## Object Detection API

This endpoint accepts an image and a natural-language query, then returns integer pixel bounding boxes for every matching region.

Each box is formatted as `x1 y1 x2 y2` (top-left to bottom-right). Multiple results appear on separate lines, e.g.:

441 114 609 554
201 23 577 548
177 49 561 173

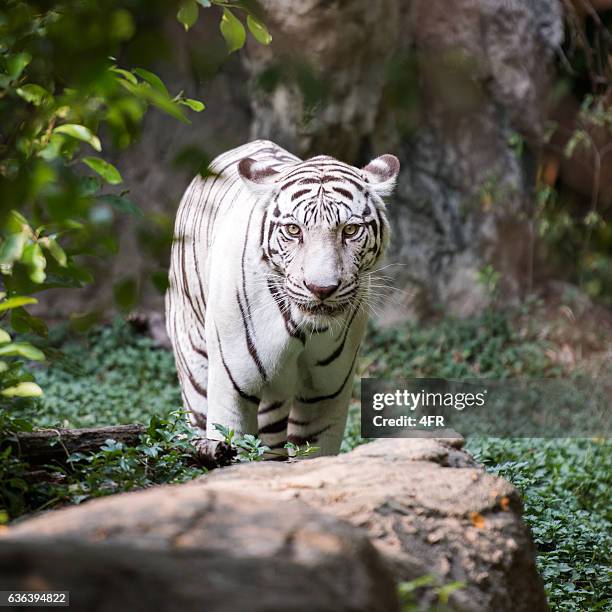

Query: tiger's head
238 153 399 322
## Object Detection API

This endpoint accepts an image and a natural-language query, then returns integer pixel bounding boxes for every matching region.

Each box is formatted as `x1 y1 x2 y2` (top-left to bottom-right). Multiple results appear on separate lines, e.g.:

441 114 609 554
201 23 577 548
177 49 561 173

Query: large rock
198 437 548 611
386 0 564 317
1 489 398 612
2 437 546 611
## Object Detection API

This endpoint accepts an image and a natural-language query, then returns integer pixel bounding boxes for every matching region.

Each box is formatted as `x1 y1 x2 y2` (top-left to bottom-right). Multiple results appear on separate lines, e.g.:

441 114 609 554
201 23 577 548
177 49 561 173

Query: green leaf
4 210 28 234
110 9 135 41
97 194 143 217
53 124 102 152
1 381 43 398
220 8 246 53
15 84 51 106
38 133 65 161
134 68 169 96
0 328 11 344
9 417 33 432
0 296 38 312
437 581 465 604
177 0 199 31
110 67 138 84
22 243 46 283
117 80 189 123
179 98 205 112
7 52 31 80
0 342 45 361
247 14 272 45
10 307 48 338
41 237 67 267
79 175 103 196
0 233 27 265
81 156 123 185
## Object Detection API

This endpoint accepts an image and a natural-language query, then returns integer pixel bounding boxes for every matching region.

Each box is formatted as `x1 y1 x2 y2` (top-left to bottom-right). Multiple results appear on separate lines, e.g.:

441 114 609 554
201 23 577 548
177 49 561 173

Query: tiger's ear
238 157 280 196
361 154 400 197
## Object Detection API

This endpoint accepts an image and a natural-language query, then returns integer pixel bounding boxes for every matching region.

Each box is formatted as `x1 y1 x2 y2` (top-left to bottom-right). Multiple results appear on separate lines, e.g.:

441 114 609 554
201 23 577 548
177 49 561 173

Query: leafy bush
0 406 206 520
0 0 270 402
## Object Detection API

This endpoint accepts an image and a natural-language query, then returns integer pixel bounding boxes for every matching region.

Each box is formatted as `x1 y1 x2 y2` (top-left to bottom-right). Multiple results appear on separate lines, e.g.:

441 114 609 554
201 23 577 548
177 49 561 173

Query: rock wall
37 0 564 321
246 0 564 318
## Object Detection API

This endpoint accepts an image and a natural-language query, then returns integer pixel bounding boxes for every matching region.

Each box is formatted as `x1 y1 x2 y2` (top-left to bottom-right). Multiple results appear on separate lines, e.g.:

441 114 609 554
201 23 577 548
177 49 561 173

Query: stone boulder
1 489 398 612
198 437 548 611
2 437 547 611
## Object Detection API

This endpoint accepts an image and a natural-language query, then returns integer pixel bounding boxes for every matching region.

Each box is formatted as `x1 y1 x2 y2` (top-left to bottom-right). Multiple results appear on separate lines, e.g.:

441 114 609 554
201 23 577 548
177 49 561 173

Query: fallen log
2 425 145 466
2 425 235 469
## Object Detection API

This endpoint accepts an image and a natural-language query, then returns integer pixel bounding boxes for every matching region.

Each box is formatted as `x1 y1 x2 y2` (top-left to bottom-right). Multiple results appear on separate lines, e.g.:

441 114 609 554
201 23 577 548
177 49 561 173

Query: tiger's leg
205 372 260 441
288 385 353 457
178 344 208 435
288 325 363 456
166 294 209 435
257 398 292 460
204 324 262 442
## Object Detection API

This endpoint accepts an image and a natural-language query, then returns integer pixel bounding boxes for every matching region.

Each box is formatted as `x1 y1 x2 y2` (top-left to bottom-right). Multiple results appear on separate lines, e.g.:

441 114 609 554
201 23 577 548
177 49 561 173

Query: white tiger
165 140 399 457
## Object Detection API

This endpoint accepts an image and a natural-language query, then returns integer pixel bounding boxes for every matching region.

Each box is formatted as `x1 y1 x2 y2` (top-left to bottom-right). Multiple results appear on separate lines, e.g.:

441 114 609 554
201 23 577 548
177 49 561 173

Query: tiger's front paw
192 437 236 469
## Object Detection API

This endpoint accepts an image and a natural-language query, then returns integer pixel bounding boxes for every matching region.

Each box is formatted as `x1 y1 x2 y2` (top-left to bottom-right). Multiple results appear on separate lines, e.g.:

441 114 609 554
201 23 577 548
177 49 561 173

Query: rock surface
248 0 564 318
3 437 547 611
199 437 548 611
1 489 399 612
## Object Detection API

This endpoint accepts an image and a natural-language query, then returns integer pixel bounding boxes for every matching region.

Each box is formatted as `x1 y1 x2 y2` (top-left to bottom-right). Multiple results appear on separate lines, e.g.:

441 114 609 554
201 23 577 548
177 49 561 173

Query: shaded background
36 0 612 327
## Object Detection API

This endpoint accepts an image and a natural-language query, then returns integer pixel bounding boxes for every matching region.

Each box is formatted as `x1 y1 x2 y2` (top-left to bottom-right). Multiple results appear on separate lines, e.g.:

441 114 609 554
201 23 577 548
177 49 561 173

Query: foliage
360 304 560 381
398 575 464 612
0 407 206 521
538 7 612 305
468 437 611 612
0 0 271 403
214 423 270 462
177 0 271 48
284 440 319 458
214 422 319 461
26 319 182 427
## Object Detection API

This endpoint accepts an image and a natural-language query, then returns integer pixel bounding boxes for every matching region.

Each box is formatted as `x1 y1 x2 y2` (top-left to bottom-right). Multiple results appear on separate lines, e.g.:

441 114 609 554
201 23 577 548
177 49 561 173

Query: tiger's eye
286 224 301 237
343 224 359 237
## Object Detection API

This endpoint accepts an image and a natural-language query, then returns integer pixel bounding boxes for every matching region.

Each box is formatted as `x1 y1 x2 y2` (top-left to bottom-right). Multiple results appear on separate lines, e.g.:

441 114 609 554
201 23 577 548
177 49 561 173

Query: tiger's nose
305 281 340 301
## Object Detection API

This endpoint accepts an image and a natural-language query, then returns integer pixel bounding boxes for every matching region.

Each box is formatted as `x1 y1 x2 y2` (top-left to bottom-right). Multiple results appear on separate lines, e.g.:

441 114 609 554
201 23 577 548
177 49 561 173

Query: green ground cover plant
0 311 609 610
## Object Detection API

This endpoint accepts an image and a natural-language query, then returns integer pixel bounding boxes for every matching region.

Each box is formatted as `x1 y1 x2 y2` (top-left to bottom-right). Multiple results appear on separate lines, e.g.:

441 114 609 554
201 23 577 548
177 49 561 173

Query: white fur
166 140 398 457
